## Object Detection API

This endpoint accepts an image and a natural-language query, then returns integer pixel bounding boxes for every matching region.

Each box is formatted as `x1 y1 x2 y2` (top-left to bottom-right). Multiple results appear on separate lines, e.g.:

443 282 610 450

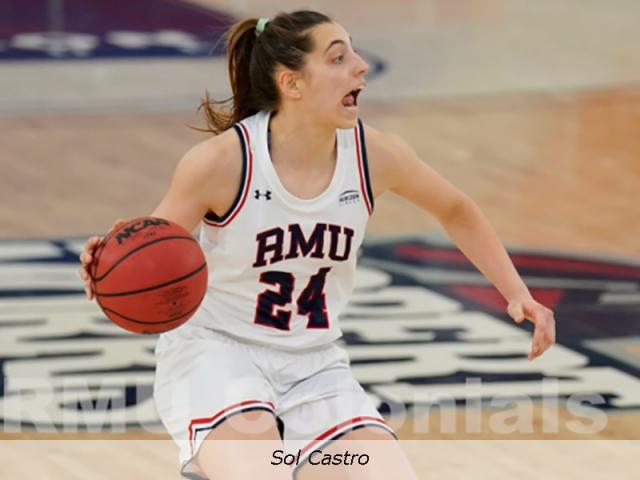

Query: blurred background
0 0 639 477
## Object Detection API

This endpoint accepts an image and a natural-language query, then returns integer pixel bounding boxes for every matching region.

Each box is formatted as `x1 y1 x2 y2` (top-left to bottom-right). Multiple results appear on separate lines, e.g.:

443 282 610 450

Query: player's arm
152 128 243 233
79 129 242 300
365 125 555 360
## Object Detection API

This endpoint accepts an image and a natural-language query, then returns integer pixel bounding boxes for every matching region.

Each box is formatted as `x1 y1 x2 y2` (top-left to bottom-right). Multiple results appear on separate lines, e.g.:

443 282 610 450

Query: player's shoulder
360 122 411 159
169 126 246 218
175 127 243 187
359 121 415 194
183 127 242 173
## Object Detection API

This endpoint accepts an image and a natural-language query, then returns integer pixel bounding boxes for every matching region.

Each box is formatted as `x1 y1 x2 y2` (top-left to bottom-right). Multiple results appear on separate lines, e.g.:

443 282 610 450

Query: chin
335 112 359 130
317 107 358 130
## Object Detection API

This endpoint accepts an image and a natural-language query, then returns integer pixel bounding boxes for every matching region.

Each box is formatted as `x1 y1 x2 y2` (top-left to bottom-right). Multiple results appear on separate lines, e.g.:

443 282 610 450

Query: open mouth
342 88 363 108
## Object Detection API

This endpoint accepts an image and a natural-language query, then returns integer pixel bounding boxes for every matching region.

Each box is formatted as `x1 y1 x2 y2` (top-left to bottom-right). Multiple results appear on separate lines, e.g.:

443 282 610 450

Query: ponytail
195 11 332 135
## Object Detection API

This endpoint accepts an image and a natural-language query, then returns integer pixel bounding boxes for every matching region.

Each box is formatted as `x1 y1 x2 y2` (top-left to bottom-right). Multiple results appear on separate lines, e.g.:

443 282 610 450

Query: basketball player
78 11 556 480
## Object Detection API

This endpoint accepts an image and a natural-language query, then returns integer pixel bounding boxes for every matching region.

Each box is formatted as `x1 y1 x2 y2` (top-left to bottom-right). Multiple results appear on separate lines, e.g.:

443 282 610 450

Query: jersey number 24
254 267 332 330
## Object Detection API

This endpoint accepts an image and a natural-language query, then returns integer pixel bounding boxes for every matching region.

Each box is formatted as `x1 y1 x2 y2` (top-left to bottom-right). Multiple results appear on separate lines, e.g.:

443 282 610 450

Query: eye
333 54 344 64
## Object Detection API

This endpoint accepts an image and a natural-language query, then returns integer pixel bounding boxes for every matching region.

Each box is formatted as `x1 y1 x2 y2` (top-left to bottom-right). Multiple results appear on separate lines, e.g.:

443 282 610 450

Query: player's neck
267 109 336 169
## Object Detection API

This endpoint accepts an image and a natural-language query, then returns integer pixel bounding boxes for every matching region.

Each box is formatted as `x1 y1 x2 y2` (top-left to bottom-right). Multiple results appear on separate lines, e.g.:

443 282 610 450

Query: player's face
299 22 370 129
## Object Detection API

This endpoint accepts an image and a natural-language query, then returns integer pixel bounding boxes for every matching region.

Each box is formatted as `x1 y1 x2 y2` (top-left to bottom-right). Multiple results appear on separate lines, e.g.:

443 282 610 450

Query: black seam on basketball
101 290 206 326
91 235 199 284
95 262 206 297
93 285 108 321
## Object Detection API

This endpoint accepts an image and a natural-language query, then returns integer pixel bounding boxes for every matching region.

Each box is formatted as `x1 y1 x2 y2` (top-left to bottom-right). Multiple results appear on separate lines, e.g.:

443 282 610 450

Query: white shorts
153 321 394 478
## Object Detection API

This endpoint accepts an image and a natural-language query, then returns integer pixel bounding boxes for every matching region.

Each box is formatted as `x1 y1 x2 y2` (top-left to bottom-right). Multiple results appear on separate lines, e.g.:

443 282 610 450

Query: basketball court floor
1 0 639 478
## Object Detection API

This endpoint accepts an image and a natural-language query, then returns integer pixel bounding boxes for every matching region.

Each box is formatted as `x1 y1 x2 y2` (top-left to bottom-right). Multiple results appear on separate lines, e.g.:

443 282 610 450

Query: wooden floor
2 88 639 257
1 439 639 479
1 0 640 478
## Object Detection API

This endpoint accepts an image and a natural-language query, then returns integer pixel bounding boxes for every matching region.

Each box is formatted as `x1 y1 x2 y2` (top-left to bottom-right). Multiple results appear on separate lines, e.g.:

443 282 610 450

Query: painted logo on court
0 236 638 432
352 237 640 416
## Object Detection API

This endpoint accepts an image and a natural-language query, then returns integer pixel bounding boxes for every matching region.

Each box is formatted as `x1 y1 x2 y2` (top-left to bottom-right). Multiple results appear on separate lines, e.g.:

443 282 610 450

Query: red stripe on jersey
354 126 373 215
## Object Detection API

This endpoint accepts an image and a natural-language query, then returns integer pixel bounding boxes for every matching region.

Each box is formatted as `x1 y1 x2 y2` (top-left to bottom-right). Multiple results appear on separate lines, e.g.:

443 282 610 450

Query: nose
354 51 370 77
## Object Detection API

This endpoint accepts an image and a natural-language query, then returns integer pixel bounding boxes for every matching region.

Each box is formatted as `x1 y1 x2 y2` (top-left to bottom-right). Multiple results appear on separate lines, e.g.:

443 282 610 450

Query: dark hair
196 10 332 134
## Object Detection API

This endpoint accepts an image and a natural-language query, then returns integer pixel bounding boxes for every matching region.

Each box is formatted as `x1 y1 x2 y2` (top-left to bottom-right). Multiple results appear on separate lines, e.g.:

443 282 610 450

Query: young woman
79 10 555 480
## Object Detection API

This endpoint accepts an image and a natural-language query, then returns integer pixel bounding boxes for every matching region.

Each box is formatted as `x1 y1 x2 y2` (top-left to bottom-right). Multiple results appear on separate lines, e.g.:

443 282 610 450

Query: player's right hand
78 219 127 300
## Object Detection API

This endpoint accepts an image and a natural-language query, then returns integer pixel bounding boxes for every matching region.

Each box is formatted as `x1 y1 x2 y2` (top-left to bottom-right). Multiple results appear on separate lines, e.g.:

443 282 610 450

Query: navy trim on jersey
357 119 375 213
203 124 249 225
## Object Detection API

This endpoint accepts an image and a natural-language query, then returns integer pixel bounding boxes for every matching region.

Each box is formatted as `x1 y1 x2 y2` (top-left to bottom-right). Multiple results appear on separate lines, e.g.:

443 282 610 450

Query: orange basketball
90 217 208 334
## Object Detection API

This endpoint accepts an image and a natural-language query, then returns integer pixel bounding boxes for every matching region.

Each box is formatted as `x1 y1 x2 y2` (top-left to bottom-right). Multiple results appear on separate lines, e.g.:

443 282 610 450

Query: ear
275 68 303 100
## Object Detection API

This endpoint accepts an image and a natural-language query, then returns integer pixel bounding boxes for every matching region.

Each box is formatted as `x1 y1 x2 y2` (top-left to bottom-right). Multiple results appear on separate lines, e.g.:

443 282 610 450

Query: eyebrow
324 36 353 54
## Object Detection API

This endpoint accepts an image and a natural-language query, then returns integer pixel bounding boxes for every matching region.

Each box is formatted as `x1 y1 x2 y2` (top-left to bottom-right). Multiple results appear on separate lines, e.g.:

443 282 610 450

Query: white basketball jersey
190 110 374 350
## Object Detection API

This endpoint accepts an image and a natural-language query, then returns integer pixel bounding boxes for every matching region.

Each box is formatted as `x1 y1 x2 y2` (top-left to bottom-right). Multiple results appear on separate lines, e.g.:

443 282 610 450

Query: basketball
90 217 208 334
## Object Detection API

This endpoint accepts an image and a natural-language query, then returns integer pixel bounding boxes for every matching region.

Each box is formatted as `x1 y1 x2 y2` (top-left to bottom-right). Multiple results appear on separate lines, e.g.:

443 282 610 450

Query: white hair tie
256 18 270 35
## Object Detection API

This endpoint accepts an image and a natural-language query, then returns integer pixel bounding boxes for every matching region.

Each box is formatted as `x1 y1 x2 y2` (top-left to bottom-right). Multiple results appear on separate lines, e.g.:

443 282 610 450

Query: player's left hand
507 297 556 361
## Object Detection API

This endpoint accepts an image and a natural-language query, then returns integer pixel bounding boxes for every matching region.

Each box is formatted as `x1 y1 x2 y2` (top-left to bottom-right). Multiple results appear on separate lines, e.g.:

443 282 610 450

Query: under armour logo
254 189 272 200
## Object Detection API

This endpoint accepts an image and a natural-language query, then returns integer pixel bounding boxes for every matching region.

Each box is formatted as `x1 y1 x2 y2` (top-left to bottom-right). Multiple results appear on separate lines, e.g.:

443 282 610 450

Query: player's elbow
439 193 477 225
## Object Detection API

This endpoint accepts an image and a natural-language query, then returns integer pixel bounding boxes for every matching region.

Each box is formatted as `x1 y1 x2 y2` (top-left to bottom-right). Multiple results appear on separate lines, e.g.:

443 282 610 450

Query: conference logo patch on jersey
0 236 638 432
339 189 361 206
